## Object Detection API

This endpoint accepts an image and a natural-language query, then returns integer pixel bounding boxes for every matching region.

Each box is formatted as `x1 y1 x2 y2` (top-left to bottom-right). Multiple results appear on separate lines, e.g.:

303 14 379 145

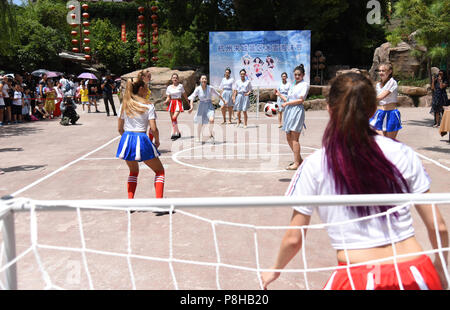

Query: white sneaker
209 135 215 144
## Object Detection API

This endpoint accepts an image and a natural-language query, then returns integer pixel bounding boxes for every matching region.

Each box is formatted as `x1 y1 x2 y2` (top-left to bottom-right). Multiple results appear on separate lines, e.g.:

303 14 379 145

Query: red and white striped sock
127 172 139 199
154 170 165 198
171 116 179 134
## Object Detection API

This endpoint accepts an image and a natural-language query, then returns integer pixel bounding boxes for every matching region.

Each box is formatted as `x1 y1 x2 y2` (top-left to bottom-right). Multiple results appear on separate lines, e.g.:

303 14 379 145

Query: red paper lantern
138 15 145 22
138 6 145 13
82 4 89 10
152 40 158 45
82 12 89 19
151 6 158 12
68 5 75 11
85 55 91 61
72 47 79 53
139 49 146 55
152 30 159 36
84 47 91 53
71 13 76 19
152 48 159 54
71 39 79 45
70 23 78 28
140 57 146 63
83 29 90 35
83 21 90 27
152 23 158 29
152 56 159 62
71 31 78 36
151 14 158 21
83 38 90 44
139 40 146 46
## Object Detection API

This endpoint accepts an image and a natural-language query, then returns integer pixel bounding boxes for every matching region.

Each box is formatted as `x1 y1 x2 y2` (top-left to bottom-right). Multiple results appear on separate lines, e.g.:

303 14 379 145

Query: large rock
369 41 426 80
120 67 197 110
398 86 428 97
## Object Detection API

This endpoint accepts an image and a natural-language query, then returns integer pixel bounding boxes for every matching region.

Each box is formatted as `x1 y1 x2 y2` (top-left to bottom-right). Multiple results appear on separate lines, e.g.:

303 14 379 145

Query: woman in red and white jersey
261 72 448 290
164 73 189 141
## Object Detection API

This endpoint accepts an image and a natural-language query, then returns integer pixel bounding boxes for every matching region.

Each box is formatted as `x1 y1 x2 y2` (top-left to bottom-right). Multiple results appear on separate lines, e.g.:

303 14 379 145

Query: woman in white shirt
188 74 226 143
165 73 190 141
116 79 165 200
232 69 252 128
261 72 447 290
218 67 234 124
369 62 402 139
275 64 309 170
274 72 291 128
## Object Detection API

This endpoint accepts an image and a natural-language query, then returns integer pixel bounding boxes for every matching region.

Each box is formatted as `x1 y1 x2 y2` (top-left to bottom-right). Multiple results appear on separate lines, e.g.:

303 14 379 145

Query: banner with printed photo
209 30 310 88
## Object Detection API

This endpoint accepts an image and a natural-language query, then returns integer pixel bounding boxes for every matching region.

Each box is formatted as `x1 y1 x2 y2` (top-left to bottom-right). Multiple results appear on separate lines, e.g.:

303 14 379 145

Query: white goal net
1 193 449 290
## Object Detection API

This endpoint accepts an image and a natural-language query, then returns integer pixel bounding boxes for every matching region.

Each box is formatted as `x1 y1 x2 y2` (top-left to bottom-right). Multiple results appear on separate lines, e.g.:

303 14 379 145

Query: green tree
90 18 139 75
386 0 450 79
0 0 17 56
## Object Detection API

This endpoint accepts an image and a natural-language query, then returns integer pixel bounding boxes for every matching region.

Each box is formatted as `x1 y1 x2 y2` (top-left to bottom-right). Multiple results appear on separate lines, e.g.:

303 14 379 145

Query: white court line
171 143 319 173
82 152 313 160
416 152 450 172
11 136 121 197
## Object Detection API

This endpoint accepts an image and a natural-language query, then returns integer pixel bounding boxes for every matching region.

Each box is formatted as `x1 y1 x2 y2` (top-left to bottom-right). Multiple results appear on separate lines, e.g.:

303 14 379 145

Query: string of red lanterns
68 2 91 61
137 2 159 64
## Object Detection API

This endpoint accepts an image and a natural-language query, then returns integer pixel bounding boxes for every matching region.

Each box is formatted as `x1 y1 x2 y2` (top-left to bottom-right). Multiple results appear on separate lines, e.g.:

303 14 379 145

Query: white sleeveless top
119 103 156 132
188 85 220 102
376 77 398 105
286 135 430 250
219 77 234 91
166 84 185 99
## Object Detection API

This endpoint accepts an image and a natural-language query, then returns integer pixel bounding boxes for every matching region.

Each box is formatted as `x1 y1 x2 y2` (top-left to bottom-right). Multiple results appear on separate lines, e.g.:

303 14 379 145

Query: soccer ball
264 102 277 117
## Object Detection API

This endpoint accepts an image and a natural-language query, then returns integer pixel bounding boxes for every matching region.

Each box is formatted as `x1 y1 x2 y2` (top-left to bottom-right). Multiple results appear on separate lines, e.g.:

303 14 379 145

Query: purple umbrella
77 72 98 80
46 71 59 78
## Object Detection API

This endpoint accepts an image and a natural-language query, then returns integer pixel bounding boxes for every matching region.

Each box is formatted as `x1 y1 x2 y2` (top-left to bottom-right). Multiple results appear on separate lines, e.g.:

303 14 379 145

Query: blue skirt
233 93 250 111
194 100 215 124
276 95 287 112
220 90 233 107
116 131 160 162
282 104 305 133
369 109 402 132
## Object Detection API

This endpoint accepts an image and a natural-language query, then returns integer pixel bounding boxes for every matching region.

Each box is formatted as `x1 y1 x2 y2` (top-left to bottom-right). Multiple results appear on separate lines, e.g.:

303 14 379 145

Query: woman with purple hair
261 73 448 290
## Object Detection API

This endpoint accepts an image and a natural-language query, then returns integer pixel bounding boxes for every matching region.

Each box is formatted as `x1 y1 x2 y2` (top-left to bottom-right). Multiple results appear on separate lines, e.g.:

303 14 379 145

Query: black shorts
4 97 12 107
0 105 5 110
11 105 22 115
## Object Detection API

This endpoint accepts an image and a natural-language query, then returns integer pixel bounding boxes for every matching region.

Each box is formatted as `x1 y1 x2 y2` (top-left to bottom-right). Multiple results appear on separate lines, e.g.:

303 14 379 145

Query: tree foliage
1 0 391 75
386 0 450 66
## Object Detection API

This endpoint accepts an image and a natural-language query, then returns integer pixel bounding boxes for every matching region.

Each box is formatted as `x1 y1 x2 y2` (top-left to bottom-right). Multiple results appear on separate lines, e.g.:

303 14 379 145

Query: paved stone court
0 96 449 289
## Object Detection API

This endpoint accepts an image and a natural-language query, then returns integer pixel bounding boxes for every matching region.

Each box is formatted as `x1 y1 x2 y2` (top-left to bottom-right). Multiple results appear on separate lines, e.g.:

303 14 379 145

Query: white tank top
286 135 431 250
119 103 156 132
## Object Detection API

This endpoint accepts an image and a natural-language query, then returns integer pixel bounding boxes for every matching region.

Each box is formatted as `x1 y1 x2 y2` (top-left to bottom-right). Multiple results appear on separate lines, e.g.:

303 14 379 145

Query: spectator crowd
0 71 120 126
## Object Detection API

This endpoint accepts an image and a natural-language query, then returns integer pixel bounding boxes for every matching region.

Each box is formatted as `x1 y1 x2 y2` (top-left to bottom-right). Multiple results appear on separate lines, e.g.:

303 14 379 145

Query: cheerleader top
166 84 185 99
287 80 309 103
286 135 430 250
233 79 252 94
188 85 220 102
119 102 156 132
277 81 291 95
219 77 234 91
376 77 398 105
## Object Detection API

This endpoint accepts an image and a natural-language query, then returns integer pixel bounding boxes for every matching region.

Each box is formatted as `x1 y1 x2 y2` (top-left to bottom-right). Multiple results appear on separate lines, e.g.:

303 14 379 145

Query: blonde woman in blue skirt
275 65 309 170
116 79 165 200
219 67 235 124
188 74 226 143
232 69 252 128
369 62 402 139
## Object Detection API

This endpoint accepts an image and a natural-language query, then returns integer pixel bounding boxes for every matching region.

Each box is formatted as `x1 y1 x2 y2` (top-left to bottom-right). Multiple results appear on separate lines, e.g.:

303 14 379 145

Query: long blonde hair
122 79 149 117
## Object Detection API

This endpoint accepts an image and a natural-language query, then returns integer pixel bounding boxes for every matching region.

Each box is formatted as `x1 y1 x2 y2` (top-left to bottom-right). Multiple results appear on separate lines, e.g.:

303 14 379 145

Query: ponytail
323 73 409 217
122 79 149 118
